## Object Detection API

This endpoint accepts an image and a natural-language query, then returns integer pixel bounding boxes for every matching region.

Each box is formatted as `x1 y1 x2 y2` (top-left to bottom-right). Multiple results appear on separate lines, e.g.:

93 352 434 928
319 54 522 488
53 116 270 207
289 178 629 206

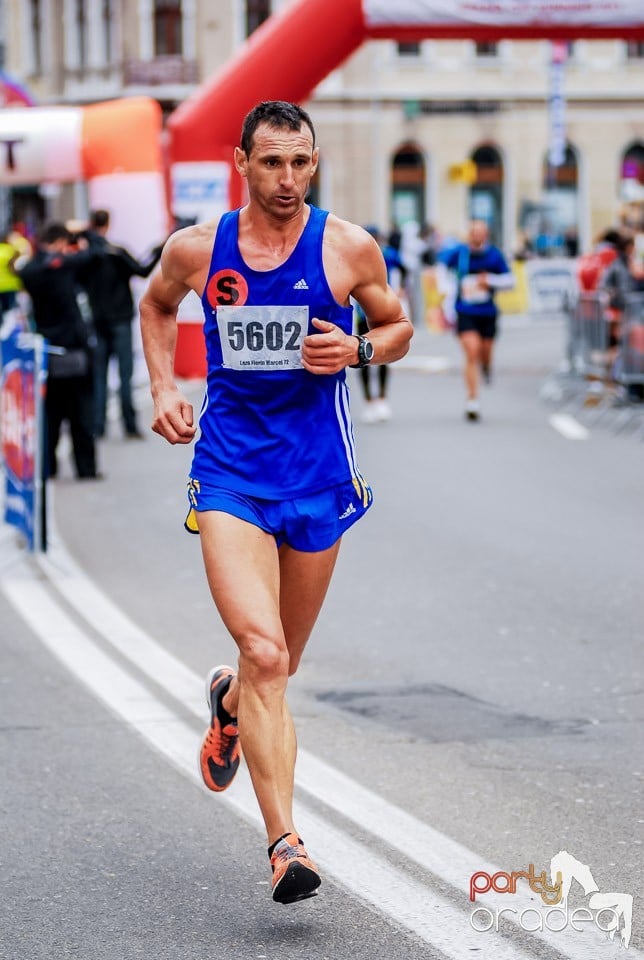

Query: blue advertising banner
0 326 46 551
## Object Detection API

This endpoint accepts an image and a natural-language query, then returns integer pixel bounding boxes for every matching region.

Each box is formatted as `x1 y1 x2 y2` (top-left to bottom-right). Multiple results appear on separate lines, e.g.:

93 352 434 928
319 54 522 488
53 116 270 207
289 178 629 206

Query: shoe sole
272 861 321 905
198 665 238 793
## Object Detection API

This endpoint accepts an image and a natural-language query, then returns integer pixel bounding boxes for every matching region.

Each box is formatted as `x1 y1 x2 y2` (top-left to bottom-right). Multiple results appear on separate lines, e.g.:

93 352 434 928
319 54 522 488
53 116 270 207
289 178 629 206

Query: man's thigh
278 540 341 671
196 509 283 645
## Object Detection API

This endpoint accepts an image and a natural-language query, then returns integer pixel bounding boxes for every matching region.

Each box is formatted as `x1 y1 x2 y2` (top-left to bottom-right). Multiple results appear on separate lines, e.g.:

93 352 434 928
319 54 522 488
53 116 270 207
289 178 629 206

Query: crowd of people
3 212 163 480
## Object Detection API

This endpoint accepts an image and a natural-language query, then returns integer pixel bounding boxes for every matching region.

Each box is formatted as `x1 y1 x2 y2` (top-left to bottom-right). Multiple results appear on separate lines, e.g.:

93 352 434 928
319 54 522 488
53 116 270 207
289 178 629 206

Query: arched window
391 144 425 228
468 144 503 246
621 142 644 202
539 144 579 257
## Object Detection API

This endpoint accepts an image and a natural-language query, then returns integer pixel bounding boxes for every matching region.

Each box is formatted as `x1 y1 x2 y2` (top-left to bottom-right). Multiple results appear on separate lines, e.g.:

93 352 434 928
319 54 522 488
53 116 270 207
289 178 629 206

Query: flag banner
363 0 644 27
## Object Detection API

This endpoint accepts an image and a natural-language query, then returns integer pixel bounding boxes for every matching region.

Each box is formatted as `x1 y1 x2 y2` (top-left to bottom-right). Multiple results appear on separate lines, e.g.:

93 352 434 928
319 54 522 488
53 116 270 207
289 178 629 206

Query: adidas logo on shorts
293 278 309 290
338 503 356 519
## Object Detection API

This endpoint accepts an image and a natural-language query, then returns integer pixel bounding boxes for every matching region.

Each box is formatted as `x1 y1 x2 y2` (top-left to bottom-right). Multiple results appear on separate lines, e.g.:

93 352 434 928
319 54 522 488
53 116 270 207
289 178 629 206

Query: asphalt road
1 316 642 960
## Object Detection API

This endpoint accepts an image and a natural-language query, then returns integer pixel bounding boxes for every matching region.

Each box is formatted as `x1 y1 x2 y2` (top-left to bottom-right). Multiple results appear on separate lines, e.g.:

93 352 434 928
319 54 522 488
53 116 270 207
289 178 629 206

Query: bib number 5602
227 319 301 352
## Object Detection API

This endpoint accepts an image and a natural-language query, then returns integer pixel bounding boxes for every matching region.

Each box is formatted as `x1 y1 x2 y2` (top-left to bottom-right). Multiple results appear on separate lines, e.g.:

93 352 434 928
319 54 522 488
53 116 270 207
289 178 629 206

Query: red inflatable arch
166 0 644 376
168 0 644 192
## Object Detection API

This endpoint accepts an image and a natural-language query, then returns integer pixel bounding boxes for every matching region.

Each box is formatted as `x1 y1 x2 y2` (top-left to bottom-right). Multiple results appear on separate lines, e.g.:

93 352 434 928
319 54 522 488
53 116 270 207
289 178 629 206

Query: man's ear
234 146 248 177
310 147 320 176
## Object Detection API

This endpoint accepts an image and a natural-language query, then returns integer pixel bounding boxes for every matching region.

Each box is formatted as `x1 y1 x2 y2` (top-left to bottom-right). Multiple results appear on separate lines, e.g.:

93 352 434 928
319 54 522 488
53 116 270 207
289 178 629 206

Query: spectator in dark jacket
17 222 100 480
81 209 162 439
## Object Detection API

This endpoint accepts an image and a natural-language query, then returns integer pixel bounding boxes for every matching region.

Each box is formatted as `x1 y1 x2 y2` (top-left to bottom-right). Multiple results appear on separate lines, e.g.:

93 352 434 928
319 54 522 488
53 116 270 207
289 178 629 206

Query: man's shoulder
323 213 377 255
160 219 219 284
166 220 218 255
487 245 509 268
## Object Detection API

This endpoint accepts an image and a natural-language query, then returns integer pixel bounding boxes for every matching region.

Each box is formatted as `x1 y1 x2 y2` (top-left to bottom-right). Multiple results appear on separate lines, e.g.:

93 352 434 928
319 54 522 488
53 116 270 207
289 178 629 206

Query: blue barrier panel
0 326 47 551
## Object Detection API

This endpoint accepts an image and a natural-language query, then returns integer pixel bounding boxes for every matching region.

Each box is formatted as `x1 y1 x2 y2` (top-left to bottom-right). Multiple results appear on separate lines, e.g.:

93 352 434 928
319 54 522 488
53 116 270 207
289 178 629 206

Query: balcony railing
123 55 199 86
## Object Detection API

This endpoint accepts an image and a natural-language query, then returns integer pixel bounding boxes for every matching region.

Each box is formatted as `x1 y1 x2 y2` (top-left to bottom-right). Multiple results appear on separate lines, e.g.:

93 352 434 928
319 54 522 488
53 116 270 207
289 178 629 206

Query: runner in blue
443 220 514 421
140 101 412 903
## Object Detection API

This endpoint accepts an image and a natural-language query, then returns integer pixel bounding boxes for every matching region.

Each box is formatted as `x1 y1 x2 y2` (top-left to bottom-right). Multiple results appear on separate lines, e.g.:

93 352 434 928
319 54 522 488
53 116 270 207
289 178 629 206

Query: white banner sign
364 0 644 26
172 162 230 224
0 108 82 184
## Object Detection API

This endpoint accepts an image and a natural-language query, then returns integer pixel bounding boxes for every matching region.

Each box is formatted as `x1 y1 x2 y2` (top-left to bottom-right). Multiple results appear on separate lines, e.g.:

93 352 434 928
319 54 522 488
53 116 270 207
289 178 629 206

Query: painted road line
2 572 537 960
33 537 640 960
549 414 589 440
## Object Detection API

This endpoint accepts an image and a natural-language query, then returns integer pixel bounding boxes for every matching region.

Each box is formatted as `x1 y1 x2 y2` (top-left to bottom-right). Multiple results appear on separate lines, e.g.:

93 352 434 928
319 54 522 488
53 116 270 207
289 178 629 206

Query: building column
138 0 153 60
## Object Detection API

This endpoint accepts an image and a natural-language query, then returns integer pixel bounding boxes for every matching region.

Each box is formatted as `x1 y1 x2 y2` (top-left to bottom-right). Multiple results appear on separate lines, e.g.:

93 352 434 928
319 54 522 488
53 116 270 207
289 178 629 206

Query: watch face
363 338 374 362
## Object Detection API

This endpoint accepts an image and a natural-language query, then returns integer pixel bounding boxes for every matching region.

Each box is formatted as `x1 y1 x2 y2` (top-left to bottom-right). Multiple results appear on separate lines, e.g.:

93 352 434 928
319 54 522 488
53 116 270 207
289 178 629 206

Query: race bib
460 274 489 304
217 305 308 371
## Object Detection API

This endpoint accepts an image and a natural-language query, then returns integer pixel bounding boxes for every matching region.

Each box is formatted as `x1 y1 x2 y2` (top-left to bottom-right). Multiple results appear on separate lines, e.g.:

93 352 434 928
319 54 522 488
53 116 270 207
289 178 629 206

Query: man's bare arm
302 224 413 375
139 231 202 444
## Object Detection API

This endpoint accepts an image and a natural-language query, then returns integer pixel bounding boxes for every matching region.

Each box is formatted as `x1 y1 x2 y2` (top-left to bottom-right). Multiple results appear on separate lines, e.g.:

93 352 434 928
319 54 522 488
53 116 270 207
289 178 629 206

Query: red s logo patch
206 269 249 308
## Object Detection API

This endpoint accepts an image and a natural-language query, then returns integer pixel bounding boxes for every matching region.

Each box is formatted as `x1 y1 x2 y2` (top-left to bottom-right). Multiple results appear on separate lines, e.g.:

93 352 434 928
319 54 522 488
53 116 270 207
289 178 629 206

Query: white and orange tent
0 96 168 255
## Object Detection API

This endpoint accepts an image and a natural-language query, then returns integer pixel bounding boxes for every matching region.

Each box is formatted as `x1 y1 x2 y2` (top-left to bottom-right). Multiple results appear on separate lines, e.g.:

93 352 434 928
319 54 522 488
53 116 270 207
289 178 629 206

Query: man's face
235 122 318 219
468 221 488 250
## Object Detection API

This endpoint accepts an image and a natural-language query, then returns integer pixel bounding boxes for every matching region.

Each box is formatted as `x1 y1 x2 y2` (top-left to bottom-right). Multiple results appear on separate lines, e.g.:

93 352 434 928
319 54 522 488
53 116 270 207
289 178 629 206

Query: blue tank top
190 205 362 499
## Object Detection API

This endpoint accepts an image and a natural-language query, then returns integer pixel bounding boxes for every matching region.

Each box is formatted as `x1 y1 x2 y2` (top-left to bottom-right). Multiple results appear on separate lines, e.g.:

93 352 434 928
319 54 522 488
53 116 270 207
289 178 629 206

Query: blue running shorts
185 477 373 552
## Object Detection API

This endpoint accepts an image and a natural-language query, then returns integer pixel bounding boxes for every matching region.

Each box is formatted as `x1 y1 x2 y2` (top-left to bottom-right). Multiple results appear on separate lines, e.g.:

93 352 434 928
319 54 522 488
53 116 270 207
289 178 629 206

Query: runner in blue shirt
140 101 412 904
443 221 514 420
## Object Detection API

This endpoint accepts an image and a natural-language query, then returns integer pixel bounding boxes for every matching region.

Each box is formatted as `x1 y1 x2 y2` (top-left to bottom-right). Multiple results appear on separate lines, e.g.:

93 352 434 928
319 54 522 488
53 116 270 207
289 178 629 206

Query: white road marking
3 531 639 958
549 414 589 441
2 573 532 960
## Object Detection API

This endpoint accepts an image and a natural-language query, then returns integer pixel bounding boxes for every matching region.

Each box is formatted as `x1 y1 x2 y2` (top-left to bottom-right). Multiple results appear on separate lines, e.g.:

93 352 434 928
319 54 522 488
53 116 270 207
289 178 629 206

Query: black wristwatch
349 335 375 368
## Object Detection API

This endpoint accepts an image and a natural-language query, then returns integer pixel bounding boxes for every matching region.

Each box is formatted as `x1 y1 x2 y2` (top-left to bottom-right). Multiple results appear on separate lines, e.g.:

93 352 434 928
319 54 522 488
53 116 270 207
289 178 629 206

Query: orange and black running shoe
270 833 321 904
198 665 240 792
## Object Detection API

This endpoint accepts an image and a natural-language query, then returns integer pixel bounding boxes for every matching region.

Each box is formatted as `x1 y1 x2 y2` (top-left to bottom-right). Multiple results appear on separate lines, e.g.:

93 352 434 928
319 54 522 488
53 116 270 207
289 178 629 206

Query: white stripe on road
549 414 589 440
2 573 533 960
30 539 642 960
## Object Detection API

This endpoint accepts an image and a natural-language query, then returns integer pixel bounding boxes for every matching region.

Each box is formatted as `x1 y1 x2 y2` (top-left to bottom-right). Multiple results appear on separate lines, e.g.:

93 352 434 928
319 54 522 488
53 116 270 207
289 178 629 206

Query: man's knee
240 631 289 681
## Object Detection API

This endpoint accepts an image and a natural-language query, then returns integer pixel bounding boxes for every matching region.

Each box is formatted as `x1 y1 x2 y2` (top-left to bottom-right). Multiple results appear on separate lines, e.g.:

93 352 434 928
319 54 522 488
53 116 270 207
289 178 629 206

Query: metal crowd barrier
542 287 644 436
566 289 611 381
612 292 644 435
616 292 644 390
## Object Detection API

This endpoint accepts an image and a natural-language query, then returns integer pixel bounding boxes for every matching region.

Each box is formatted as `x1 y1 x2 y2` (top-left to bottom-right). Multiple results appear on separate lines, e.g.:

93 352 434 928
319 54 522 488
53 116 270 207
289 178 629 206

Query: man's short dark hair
240 101 315 156
90 209 110 229
39 221 70 245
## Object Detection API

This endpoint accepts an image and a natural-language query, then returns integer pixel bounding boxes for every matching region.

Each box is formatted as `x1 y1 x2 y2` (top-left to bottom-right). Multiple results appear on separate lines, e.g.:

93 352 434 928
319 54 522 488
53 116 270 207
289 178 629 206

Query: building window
391 144 426 227
538 144 579 256
620 142 644 204
626 41 644 59
102 0 113 63
475 41 498 58
155 0 182 56
29 0 43 73
397 42 421 57
246 0 270 37
75 0 87 69
468 144 503 247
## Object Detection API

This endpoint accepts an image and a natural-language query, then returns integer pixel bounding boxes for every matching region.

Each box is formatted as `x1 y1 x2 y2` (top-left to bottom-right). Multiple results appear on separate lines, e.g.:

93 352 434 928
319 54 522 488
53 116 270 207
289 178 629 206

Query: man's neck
239 203 310 264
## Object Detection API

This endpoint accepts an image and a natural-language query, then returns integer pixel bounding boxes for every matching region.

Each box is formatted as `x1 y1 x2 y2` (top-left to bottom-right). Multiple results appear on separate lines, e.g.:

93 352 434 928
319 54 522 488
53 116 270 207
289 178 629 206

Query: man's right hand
151 388 196 444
